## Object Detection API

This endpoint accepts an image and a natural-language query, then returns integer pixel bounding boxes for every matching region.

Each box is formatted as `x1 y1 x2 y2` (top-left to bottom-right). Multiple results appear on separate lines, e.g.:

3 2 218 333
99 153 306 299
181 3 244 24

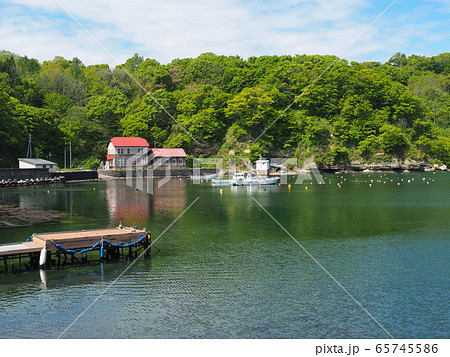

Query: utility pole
69 140 72 171
27 134 32 158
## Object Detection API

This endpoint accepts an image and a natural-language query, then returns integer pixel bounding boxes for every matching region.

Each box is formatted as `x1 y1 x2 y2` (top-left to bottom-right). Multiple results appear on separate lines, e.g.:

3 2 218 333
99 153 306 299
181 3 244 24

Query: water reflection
105 179 187 227
39 269 47 290
151 178 187 215
0 258 153 293
229 184 281 195
105 180 150 227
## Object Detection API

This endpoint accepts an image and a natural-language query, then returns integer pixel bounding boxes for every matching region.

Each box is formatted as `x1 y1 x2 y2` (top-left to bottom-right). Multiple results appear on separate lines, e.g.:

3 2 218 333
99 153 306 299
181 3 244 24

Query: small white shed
255 159 269 176
18 158 57 172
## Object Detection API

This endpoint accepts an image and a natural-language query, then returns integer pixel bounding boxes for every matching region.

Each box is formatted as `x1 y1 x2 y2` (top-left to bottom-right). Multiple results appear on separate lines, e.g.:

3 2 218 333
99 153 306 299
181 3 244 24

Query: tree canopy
0 50 449 168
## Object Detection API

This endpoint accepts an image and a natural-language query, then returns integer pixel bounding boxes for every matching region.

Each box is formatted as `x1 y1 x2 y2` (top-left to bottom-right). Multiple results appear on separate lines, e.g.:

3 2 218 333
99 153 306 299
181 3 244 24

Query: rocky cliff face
319 159 447 173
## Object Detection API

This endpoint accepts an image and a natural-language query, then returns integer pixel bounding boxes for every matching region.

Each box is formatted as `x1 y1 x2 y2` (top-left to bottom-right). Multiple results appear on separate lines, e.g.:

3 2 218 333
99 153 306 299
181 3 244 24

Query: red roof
106 155 113 160
151 148 187 158
110 137 149 147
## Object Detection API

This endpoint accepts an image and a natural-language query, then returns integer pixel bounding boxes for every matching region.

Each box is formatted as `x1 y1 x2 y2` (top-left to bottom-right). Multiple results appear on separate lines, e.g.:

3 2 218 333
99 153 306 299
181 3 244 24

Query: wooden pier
0 227 151 272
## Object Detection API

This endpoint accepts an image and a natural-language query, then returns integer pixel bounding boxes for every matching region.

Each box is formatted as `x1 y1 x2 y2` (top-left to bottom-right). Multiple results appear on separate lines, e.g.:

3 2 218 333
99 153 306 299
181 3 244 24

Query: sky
0 0 449 67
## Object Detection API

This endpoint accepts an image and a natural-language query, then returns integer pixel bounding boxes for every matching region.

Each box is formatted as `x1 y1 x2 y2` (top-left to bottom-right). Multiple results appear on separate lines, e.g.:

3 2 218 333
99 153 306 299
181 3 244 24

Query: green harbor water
0 173 448 339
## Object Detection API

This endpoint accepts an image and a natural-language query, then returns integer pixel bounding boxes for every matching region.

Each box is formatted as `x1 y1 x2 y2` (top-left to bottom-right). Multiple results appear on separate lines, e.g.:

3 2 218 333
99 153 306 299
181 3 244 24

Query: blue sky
0 0 449 66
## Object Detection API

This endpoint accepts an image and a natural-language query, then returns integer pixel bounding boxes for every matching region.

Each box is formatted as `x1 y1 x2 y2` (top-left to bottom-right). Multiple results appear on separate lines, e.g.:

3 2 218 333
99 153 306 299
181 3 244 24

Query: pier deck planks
0 228 147 256
0 242 42 256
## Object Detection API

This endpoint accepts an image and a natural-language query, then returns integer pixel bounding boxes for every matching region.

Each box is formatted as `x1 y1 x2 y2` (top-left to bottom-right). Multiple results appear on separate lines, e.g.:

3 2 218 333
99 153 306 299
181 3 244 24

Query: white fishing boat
212 172 280 186
211 177 233 186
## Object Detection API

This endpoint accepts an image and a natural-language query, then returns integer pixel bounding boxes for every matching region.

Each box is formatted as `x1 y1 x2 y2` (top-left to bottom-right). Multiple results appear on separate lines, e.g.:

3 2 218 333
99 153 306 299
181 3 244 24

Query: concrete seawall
98 168 217 179
0 169 98 188
0 168 51 180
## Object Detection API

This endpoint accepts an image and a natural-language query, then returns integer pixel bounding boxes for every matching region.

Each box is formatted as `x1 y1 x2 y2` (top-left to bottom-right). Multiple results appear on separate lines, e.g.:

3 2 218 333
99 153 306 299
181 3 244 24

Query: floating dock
0 227 151 272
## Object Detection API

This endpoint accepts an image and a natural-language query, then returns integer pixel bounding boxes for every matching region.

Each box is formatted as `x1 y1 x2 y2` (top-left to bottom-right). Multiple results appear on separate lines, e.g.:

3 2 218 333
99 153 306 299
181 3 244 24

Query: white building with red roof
106 137 149 169
150 148 187 169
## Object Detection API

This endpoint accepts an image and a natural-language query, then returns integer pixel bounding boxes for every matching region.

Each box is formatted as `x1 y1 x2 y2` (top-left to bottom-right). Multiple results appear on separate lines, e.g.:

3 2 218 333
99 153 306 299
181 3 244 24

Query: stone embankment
318 159 448 173
0 176 66 188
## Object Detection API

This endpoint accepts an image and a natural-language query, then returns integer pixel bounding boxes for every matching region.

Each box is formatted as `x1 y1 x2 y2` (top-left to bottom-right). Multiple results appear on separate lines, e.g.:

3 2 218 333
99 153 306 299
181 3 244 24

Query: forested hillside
0 51 449 168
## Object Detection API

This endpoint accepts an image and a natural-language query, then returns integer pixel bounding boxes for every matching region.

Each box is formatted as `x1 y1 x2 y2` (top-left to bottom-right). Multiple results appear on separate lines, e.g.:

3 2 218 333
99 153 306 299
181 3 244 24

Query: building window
178 158 183 165
127 148 131 154
157 157 162 166
172 158 176 165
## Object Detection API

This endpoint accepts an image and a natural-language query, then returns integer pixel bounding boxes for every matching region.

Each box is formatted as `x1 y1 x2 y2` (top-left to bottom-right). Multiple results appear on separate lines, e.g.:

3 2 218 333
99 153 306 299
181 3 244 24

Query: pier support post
145 232 151 256
45 252 52 268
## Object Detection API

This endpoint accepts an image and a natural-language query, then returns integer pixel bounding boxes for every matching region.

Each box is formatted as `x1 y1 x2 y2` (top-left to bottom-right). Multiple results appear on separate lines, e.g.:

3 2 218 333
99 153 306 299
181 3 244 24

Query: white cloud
1 0 449 66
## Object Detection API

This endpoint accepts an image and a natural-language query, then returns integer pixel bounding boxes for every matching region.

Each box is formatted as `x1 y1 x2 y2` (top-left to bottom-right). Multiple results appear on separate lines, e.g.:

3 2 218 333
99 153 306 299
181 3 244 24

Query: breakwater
0 170 98 188
0 176 66 188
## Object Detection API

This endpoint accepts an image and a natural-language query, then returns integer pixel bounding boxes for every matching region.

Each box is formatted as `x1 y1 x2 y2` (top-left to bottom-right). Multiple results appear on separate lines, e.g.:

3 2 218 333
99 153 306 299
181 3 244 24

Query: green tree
225 86 278 140
87 89 129 139
379 124 409 157
0 89 25 166
123 53 144 72
329 147 349 164
120 89 175 146
358 135 382 160
13 101 63 161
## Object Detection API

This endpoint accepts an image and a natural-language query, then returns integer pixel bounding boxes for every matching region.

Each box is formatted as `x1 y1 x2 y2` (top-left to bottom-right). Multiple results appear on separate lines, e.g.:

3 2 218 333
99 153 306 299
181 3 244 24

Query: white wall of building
18 161 56 172
19 161 35 169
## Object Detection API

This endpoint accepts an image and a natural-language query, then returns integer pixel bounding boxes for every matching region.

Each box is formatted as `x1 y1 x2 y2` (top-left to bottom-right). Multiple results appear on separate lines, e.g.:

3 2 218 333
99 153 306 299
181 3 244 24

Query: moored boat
212 172 280 186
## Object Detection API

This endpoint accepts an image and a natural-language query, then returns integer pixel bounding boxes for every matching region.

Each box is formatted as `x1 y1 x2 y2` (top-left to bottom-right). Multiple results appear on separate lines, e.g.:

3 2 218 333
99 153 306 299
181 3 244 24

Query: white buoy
39 242 47 266
39 269 47 290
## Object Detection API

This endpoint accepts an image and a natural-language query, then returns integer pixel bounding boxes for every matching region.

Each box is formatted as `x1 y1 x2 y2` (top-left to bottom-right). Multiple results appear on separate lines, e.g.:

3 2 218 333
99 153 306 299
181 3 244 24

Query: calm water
0 173 448 339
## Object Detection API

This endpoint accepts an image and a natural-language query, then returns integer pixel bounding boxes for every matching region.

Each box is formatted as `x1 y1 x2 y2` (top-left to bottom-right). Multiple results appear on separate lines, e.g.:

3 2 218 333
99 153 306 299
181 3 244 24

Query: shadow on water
0 256 153 293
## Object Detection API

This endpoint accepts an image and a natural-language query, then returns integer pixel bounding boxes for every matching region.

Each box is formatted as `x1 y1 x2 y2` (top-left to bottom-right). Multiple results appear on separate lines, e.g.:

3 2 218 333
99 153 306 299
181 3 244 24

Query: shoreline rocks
318 159 446 173
0 176 66 188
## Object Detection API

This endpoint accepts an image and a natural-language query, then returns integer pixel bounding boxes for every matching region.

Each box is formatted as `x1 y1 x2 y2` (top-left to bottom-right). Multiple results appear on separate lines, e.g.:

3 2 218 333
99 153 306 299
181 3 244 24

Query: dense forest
0 50 449 168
